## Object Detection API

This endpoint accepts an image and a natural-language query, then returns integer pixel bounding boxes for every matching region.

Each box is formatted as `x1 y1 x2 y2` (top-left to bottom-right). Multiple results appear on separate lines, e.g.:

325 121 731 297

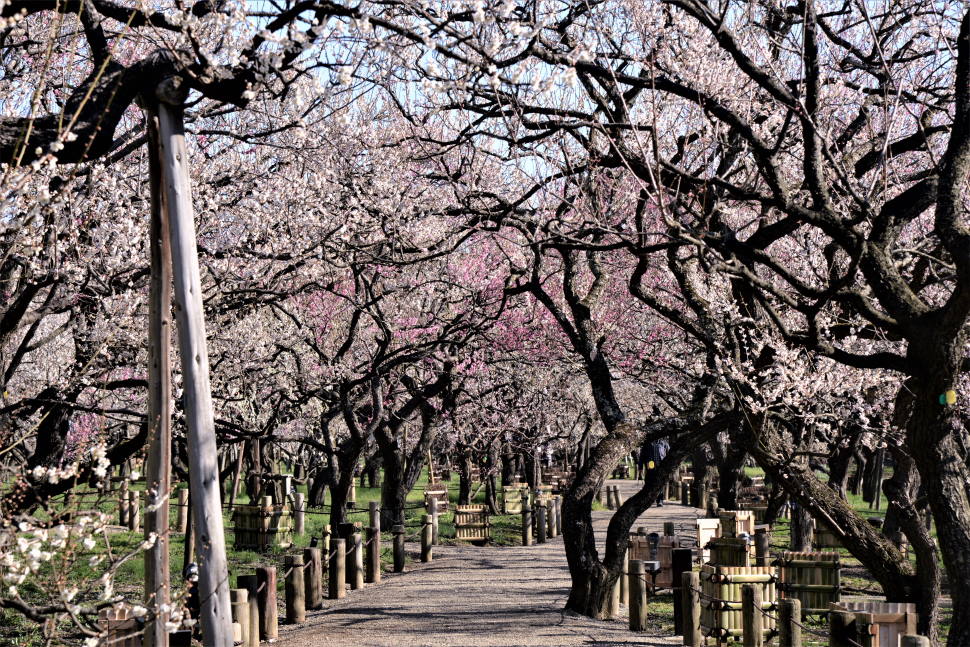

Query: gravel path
281 479 702 647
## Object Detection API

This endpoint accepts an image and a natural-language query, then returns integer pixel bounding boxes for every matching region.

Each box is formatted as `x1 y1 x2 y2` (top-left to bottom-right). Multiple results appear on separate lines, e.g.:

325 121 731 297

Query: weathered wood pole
236 576 259 647
284 555 305 624
328 538 346 599
671 548 692 634
128 491 141 532
366 526 381 584
778 598 801 647
303 547 323 610
176 489 189 533
680 482 690 506
321 524 331 582
613 485 623 506
546 497 555 538
157 97 233 647
521 495 532 546
664 521 676 537
255 566 278 641
144 118 173 647
421 514 433 562
293 492 305 536
229 589 249 647
430 497 439 545
683 571 702 646
628 559 648 631
606 486 615 510
742 584 763 647
608 571 620 618
392 525 406 572
536 503 547 544
348 532 364 590
754 533 770 567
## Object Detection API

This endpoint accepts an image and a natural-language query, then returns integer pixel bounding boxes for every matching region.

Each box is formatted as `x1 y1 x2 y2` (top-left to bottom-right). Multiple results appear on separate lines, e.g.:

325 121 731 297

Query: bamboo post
628 560 647 631
128 491 141 532
329 538 346 599
255 566 278 641
742 584 763 647
430 497 439 546
521 495 532 546
536 502 547 544
236 576 259 647
293 492 305 536
303 547 323 610
672 548 692 634
366 526 381 584
144 128 173 647
230 589 249 647
157 97 233 647
348 531 364 590
392 525 406 572
284 555 305 624
778 598 801 647
421 514 433 562
754 533 770 567
176 489 189 533
683 571 702 646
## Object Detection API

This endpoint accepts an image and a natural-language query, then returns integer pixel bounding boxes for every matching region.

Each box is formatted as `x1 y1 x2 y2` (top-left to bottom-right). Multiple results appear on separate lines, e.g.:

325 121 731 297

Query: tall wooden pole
144 108 173 647
156 95 233 647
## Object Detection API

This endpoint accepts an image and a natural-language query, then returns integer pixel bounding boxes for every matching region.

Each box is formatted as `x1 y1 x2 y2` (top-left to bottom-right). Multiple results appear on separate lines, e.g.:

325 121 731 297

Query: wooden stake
236 576 259 647
742 584 763 647
778 598 801 647
348 531 364 590
284 555 305 624
628 560 647 631
157 99 233 647
392 525 405 573
293 492 306 536
229 589 249 647
683 571 702 646
328 538 346 599
421 514 433 562
255 566 278 641
521 495 532 546
366 526 381 584
176 489 189 534
303 547 323 610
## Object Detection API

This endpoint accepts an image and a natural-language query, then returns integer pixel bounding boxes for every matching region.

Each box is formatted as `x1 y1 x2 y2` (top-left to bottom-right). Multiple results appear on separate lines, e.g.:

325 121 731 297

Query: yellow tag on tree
648 461 655 470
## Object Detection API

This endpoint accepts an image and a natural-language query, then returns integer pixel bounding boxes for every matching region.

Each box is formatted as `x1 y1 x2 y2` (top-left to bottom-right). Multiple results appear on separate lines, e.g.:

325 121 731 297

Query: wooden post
742 584 763 647
321 524 331 583
421 514 433 562
536 503 547 544
236 576 259 647
680 482 689 506
606 486 615 510
293 492 305 536
284 555 305 624
778 598 801 647
546 497 555 538
144 119 173 647
521 495 532 546
613 485 623 506
329 538 346 599
366 526 381 584
176 489 189 533
120 479 130 527
348 532 364 590
671 548 692 634
128 491 141 532
255 566 278 641
230 589 249 647
628 560 647 631
553 496 562 536
683 571 702 646
609 572 620 618
430 497 439 546
619 544 629 606
664 521 676 536
754 532 770 567
303 547 323 610
392 525 406 572
157 98 233 647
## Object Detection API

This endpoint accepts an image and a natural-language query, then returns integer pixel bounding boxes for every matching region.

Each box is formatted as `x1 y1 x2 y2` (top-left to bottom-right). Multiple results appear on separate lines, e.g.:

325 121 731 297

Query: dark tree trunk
715 437 746 510
790 503 813 551
828 442 854 500
458 451 473 505
379 447 407 528
849 450 868 496
501 444 515 486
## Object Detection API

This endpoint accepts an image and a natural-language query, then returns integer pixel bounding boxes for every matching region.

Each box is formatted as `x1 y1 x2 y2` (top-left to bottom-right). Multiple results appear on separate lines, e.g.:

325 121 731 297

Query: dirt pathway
281 479 699 647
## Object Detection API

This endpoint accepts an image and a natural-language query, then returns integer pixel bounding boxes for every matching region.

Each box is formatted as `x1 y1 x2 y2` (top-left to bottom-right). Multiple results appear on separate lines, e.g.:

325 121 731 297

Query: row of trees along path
277 481 693 647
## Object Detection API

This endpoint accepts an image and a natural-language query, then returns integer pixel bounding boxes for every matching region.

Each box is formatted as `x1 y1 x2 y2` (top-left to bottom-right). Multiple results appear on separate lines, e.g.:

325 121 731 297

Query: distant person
639 438 669 506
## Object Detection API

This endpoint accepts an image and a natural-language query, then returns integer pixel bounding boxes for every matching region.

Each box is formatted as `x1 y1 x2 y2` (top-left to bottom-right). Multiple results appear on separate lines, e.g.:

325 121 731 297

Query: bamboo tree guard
776 551 840 616
502 485 529 513
829 601 917 647
700 565 777 643
707 537 750 567
812 518 843 549
717 510 756 538
696 518 721 564
454 504 491 543
424 483 449 512
152 95 233 646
